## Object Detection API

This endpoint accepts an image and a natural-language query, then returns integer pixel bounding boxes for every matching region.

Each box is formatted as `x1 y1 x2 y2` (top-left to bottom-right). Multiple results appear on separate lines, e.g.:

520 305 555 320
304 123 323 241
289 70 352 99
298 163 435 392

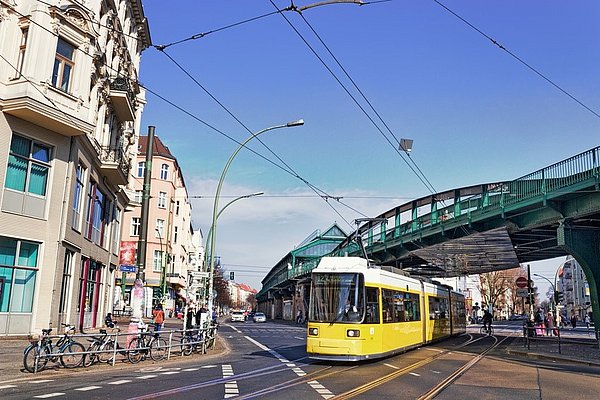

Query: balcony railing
99 146 130 185
109 77 136 121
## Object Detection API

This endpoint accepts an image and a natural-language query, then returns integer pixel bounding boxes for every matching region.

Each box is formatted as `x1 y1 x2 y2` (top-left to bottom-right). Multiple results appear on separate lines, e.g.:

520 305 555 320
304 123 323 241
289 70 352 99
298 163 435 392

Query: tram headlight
309 327 319 336
346 329 360 338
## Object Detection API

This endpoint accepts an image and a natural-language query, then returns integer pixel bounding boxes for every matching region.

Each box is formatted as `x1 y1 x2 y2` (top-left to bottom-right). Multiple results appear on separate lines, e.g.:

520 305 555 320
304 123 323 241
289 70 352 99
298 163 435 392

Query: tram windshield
309 273 364 323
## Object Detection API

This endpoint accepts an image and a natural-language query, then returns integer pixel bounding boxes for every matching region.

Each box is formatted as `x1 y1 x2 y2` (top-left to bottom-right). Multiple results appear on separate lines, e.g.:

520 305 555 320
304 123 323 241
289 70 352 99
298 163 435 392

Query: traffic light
229 271 234 280
554 291 564 303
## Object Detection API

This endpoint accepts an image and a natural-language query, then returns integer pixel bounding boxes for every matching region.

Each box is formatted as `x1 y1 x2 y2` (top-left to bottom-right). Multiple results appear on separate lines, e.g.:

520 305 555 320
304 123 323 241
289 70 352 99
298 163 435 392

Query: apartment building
119 135 199 317
0 0 149 335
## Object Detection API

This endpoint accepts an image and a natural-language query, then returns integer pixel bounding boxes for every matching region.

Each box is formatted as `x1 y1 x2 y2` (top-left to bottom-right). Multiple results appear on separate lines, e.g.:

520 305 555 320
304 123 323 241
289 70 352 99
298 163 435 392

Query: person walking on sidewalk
152 304 165 331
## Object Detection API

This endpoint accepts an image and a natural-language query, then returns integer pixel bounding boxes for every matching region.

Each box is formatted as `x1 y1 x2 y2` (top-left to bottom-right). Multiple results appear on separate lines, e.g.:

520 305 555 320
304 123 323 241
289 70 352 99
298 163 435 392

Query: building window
160 164 169 180
71 163 86 231
175 201 180 216
134 190 143 203
156 219 164 238
137 162 145 178
158 192 166 208
59 249 74 313
131 217 140 236
0 237 39 313
52 38 75 92
5 134 51 196
16 27 28 78
84 181 109 246
153 250 163 273
174 227 178 243
77 258 101 314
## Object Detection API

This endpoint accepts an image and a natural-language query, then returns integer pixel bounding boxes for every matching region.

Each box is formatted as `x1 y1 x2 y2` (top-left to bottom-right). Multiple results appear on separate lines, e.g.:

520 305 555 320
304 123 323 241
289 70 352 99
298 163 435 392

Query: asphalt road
1 320 599 399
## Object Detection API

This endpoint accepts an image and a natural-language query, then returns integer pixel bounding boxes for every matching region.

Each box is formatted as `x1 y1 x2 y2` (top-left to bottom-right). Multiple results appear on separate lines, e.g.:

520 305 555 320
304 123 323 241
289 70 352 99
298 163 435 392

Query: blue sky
139 1 600 291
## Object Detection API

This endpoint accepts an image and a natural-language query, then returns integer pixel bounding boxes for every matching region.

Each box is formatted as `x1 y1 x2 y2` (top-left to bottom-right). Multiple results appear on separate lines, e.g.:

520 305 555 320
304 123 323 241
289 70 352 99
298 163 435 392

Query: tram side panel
423 283 452 343
450 291 467 335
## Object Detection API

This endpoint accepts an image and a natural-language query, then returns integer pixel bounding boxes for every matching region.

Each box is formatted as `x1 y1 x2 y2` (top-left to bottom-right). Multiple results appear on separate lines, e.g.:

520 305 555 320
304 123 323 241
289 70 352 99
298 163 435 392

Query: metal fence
24 324 218 374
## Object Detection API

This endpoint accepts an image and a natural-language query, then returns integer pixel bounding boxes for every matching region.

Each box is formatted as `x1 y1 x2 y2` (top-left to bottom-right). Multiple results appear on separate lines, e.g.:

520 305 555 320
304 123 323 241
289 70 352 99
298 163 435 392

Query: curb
506 347 600 367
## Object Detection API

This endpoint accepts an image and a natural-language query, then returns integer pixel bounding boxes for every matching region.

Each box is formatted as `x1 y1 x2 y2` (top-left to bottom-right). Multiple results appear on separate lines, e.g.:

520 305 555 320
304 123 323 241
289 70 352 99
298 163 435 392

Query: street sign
190 271 209 278
516 276 528 288
516 288 529 297
119 265 136 273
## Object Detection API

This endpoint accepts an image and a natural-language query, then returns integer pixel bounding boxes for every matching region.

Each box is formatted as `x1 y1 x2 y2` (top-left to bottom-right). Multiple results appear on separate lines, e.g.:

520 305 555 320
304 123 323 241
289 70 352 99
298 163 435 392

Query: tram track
331 332 514 399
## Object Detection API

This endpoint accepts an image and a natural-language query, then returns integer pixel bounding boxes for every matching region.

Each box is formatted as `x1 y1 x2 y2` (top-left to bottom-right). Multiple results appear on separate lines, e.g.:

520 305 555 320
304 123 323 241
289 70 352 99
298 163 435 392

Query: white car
253 312 266 323
230 311 245 322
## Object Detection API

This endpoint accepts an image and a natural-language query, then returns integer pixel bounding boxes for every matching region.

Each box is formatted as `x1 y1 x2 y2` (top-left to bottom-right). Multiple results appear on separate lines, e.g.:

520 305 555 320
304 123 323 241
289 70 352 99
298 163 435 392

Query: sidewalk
0 317 223 384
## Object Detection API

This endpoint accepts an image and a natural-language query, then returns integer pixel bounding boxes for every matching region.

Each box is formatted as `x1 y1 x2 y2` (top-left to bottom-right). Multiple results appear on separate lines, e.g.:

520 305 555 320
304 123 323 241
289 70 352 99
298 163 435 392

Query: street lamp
206 120 304 312
203 192 264 266
533 273 556 310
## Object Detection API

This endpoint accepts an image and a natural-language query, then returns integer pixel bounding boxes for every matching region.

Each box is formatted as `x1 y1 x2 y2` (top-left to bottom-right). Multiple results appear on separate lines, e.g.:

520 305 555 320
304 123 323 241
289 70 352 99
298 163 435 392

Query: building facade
558 257 591 321
119 135 198 317
0 0 149 335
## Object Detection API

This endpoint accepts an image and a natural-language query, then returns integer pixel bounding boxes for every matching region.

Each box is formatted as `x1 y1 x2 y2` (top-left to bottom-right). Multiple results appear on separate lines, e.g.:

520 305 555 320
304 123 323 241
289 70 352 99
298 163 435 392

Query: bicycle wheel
127 338 144 364
23 344 50 373
83 342 100 367
181 336 193 356
61 341 85 368
150 336 167 361
98 340 116 363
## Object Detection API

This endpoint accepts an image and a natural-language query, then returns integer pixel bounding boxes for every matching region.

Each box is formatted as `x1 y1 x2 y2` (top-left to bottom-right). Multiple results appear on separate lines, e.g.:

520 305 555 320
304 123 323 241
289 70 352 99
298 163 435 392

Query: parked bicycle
181 327 206 356
23 324 85 373
127 324 167 363
83 327 123 367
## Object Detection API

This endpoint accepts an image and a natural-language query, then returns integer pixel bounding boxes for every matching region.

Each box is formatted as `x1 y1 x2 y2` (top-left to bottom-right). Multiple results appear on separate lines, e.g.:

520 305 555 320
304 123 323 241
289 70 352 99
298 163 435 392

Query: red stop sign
516 276 528 288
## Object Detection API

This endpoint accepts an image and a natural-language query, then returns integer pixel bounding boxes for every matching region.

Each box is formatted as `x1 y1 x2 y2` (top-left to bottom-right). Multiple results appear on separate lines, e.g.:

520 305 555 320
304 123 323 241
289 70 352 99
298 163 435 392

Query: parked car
231 310 245 322
509 314 527 321
253 312 266 323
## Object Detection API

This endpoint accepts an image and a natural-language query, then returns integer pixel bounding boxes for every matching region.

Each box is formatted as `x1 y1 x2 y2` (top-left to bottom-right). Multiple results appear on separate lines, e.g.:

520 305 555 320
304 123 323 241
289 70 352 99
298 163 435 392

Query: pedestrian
152 304 165 331
186 307 195 330
585 314 591 329
546 312 556 336
570 313 577 329
296 310 303 324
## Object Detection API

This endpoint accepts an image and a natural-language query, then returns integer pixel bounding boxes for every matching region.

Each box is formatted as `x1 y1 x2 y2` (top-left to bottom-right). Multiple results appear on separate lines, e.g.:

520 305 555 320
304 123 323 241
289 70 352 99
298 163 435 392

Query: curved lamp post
206 120 304 311
203 192 264 268
533 273 556 311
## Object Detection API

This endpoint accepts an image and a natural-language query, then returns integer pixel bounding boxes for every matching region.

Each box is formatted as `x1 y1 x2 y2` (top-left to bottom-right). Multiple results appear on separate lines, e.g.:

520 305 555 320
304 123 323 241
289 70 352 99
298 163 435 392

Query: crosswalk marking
0 384 17 389
33 393 64 398
75 386 102 391
108 380 131 385
222 364 239 398
137 375 157 379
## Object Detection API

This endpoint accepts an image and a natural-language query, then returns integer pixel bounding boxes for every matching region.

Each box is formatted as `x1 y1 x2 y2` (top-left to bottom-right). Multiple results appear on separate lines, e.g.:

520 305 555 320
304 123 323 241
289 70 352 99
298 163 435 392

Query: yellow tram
306 257 466 361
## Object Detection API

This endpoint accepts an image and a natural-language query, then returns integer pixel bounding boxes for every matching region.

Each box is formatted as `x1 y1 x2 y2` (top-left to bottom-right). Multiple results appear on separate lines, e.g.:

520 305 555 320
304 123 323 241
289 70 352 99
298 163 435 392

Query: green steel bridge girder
558 224 600 344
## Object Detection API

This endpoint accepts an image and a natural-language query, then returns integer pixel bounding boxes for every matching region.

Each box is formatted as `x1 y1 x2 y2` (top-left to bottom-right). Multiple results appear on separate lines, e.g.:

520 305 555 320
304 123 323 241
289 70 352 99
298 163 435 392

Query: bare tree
479 267 525 316
213 265 232 308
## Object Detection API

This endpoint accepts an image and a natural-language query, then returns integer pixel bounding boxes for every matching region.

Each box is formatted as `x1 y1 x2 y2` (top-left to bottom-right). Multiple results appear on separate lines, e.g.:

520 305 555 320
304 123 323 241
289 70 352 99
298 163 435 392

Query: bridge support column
557 224 600 345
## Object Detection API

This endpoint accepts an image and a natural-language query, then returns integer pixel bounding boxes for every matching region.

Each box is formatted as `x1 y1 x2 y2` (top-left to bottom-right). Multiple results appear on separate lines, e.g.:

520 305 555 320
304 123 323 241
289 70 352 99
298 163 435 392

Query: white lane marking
31 380 54 384
431 370 441 374
201 365 218 369
244 336 289 363
409 372 421 377
0 384 17 389
384 363 399 370
182 367 200 371
33 393 64 398
294 336 304 340
75 386 102 391
222 364 239 398
160 371 180 375
137 375 157 379
308 380 335 399
108 380 131 385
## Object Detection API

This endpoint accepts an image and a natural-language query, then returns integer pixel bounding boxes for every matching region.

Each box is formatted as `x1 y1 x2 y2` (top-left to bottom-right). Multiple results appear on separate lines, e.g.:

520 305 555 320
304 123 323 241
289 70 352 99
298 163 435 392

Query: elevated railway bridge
257 146 600 338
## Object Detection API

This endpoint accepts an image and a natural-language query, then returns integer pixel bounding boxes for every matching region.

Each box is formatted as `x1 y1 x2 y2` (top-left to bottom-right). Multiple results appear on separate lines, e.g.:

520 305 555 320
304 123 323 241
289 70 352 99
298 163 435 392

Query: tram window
382 289 420 323
429 296 449 320
365 287 380 324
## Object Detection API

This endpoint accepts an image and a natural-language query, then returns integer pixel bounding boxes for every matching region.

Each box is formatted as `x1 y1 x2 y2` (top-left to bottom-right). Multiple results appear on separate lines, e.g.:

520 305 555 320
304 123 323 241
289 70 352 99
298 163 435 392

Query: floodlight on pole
206 120 304 311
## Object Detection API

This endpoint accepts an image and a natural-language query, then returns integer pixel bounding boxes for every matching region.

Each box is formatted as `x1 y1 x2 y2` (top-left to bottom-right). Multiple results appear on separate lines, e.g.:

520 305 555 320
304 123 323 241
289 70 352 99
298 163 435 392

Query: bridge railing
351 146 600 251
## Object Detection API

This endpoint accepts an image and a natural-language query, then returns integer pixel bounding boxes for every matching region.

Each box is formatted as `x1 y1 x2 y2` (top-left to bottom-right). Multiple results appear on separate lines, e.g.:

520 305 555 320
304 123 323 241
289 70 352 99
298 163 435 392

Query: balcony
99 146 130 186
109 77 136 122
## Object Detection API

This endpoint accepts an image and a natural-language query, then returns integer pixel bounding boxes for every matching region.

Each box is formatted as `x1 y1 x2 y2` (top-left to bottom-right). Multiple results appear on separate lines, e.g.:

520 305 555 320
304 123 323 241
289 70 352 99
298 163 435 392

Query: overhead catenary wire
432 0 600 121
